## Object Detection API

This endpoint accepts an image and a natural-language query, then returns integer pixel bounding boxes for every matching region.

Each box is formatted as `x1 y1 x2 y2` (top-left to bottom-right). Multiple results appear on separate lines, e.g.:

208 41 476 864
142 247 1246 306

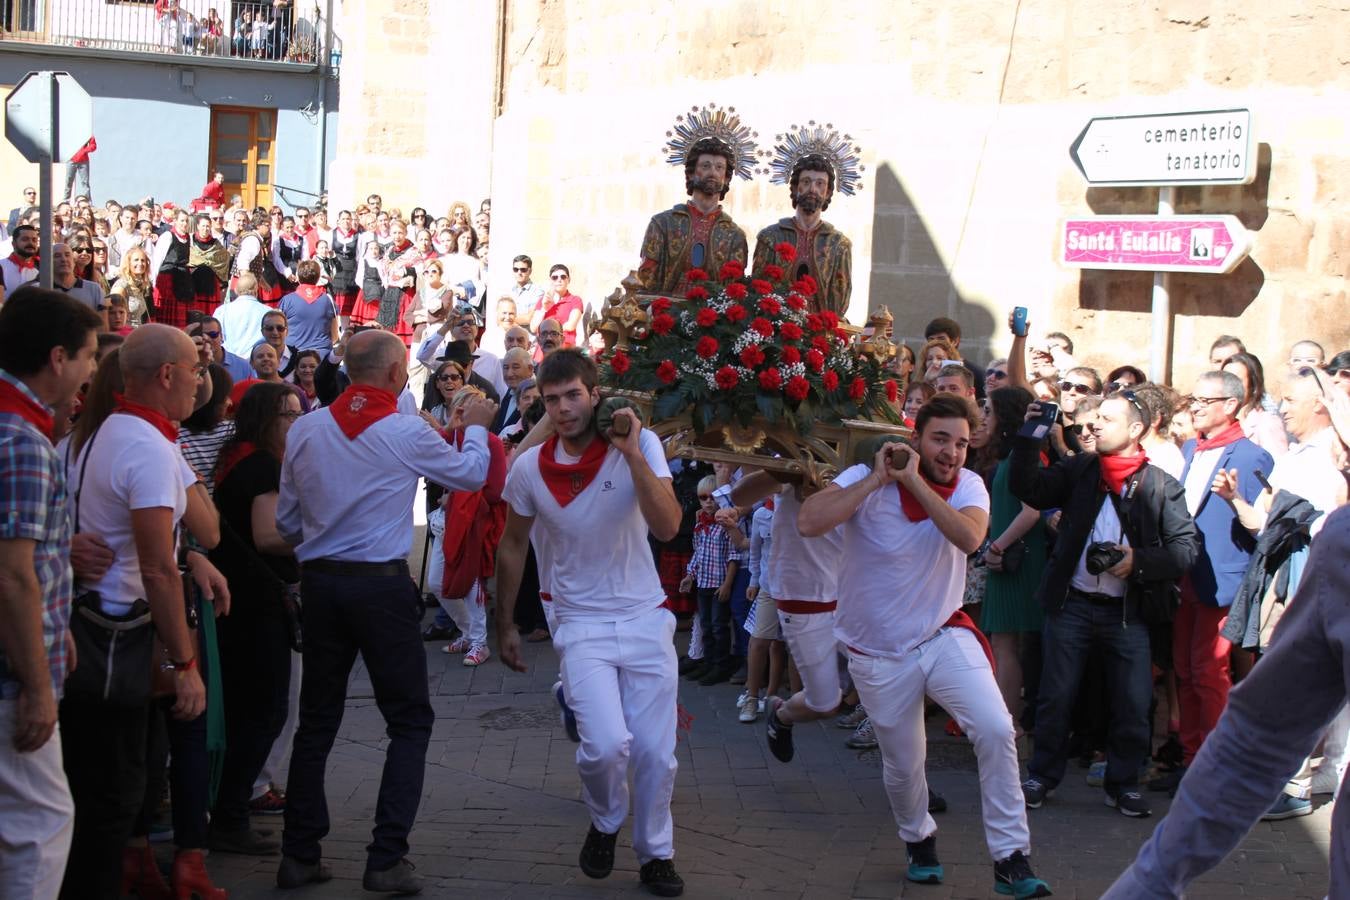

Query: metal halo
758 121 865 196
663 104 760 182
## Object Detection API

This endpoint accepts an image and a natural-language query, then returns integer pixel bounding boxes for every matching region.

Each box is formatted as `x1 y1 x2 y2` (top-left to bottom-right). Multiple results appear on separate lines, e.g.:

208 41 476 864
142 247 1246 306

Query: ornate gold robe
639 203 748 296
752 217 852 319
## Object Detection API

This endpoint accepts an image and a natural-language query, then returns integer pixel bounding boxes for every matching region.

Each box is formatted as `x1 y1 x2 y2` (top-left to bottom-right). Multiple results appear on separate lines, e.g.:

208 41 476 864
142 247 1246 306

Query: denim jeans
696 586 731 668
1029 593 1153 792
728 567 752 659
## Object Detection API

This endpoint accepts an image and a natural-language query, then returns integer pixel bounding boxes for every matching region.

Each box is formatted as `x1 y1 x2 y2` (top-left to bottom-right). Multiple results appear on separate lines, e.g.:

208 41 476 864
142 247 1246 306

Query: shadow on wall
867 162 995 363
1078 143 1272 318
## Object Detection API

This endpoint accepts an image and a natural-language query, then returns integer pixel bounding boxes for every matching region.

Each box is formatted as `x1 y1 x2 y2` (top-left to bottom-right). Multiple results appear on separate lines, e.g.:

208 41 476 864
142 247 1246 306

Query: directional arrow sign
5 71 93 163
1069 109 1253 186
1062 215 1251 274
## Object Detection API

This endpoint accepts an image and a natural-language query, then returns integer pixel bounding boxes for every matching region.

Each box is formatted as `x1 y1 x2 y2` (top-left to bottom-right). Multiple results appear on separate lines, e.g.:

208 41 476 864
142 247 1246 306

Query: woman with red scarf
189 213 230 314
378 220 420 347
149 208 195 328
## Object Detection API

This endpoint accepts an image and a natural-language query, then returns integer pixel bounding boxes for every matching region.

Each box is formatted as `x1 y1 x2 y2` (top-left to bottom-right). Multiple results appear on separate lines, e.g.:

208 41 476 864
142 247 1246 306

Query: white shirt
1271 428 1346 537
277 410 489 563
503 429 671 624
1069 492 1131 597
747 506 773 589
66 414 190 615
213 294 272 359
0 257 38 294
766 486 843 602
1183 446 1223 516
831 464 989 659
1148 440 1186 482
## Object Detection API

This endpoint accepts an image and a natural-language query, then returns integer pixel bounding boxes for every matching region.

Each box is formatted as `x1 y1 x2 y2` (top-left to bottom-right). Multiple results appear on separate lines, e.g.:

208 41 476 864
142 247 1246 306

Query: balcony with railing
0 0 328 67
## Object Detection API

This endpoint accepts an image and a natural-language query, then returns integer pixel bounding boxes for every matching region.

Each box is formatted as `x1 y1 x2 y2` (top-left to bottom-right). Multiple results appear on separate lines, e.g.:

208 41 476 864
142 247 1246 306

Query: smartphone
1255 469 1272 493
1012 306 1029 337
1018 401 1059 440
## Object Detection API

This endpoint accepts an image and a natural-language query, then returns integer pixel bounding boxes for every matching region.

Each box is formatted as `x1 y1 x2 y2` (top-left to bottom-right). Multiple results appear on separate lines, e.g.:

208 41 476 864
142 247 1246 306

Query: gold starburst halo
758 121 865 196
663 104 760 181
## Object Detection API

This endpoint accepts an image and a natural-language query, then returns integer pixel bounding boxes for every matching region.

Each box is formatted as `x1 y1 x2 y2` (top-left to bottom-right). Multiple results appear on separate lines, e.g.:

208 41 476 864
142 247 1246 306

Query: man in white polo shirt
494 348 686 898
798 394 1051 899
274 330 494 895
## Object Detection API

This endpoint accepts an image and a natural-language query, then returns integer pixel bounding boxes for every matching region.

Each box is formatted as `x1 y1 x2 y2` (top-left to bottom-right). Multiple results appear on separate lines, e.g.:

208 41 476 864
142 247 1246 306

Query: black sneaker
421 622 457 642
1022 777 1053 809
682 660 712 681
639 858 685 896
1105 788 1152 818
765 697 794 763
578 824 618 879
905 834 943 884
1147 765 1186 796
677 655 702 675
994 850 1051 898
698 661 737 686
928 788 947 814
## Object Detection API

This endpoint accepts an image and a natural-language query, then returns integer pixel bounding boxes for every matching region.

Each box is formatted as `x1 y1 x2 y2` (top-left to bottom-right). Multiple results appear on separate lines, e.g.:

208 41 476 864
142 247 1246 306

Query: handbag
1000 539 1027 575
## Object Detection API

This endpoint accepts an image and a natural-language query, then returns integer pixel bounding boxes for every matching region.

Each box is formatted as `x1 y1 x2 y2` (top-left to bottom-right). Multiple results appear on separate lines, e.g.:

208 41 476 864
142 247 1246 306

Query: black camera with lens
1084 541 1125 576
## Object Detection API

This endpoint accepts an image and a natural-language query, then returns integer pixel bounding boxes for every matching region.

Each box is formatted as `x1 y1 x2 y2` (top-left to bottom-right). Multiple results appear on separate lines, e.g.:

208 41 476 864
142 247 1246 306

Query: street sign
5 71 92 163
1062 215 1251 274
1069 109 1253 186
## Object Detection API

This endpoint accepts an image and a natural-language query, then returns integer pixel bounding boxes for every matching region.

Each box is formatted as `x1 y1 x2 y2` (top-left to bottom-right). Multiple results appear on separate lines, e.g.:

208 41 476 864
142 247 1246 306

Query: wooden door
208 107 276 210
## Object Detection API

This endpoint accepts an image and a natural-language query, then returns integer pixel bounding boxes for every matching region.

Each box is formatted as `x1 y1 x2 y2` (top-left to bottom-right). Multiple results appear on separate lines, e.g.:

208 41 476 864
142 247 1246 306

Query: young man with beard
0 224 41 302
798 394 1051 898
752 153 853 318
639 137 749 296
494 349 686 897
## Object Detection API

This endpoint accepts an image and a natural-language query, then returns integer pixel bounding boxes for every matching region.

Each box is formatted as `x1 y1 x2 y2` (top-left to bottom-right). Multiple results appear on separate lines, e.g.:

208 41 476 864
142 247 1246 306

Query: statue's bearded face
792 169 831 213
687 153 730 198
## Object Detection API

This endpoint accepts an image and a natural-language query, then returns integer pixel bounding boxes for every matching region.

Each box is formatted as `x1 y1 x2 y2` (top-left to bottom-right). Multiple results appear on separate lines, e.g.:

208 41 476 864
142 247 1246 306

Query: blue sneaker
1261 792 1313 821
554 680 580 743
1086 759 1105 787
905 835 943 884
994 850 1051 897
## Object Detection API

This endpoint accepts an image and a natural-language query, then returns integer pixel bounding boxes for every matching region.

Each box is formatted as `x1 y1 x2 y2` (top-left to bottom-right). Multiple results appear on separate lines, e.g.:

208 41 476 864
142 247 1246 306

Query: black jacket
1008 437 1198 614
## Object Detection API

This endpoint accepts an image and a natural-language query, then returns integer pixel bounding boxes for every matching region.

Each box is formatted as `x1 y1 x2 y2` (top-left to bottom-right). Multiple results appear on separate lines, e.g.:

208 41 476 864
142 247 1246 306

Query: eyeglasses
263 323 288 333
1188 396 1230 407
539 329 563 338
1058 381 1095 395
986 369 1008 379
512 266 530 273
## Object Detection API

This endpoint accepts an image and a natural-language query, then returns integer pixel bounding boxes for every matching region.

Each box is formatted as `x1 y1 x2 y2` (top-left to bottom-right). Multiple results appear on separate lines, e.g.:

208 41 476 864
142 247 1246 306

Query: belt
1067 586 1125 606
776 599 837 614
303 558 409 578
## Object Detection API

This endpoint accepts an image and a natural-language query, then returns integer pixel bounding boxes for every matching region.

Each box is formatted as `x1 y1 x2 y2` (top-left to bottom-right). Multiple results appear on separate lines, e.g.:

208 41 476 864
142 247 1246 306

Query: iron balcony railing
1 0 325 65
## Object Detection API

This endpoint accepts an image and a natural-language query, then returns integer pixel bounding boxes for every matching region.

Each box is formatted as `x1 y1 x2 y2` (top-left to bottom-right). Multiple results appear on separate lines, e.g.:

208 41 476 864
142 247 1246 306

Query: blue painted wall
1 53 338 213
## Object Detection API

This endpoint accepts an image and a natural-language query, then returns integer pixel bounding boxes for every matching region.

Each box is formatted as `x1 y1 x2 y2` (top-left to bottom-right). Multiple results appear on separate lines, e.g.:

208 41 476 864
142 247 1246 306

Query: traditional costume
150 226 194 328
328 227 360 315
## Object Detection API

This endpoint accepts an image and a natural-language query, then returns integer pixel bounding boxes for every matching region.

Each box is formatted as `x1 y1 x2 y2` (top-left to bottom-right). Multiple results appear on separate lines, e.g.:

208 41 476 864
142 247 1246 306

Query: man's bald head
121 324 196 384
346 329 407 387
504 325 531 352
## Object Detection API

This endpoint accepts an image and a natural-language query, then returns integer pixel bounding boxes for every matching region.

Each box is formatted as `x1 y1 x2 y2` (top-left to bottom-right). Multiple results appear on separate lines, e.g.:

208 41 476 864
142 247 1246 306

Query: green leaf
654 389 688 420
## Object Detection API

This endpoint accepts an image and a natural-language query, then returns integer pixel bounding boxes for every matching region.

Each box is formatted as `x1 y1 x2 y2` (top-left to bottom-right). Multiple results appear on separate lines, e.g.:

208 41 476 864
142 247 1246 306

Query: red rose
763 264 784 281
751 279 774 296
650 296 672 315
650 312 676 335
759 367 783 391
885 379 899 402
739 345 765 368
718 260 746 281
657 360 678 384
805 314 824 332
715 365 739 389
785 293 806 310
792 278 817 297
806 349 825 373
696 308 718 327
774 242 797 263
610 350 631 375
822 370 840 391
686 268 709 283
724 303 748 322
780 322 803 341
725 282 748 300
757 296 781 316
696 336 719 359
821 311 839 329
785 375 810 402
686 286 710 302
751 317 774 338
849 376 867 401
781 346 801 364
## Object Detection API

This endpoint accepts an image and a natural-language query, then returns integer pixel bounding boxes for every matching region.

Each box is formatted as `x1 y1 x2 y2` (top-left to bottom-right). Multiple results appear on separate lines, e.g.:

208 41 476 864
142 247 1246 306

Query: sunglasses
1297 366 1329 394
1112 388 1147 421
986 369 1008 378
202 330 221 339
263 324 288 332
72 246 91 253
1059 381 1095 395
697 494 713 500
550 273 568 280
436 372 463 382
512 266 530 273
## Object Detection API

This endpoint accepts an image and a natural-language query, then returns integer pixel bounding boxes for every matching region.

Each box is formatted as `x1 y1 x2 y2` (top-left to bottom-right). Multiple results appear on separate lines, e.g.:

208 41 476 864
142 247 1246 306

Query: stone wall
336 0 1350 384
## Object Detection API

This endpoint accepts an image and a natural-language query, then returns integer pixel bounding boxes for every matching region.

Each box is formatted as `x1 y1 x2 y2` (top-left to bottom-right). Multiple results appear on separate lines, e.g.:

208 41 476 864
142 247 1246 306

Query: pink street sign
1061 215 1251 274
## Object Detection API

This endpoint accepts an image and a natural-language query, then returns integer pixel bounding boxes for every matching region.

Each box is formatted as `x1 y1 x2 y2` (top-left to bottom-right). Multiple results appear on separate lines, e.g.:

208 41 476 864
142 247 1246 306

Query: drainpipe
315 0 334 199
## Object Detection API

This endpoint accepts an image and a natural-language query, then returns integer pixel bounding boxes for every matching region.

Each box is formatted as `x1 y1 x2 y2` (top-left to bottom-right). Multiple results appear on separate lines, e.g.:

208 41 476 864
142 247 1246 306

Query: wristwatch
162 656 198 673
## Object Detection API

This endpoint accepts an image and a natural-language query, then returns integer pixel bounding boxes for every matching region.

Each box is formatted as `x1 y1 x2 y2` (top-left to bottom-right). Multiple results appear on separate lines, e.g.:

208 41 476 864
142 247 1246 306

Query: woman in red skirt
379 219 420 347
150 207 194 328
188 213 230 318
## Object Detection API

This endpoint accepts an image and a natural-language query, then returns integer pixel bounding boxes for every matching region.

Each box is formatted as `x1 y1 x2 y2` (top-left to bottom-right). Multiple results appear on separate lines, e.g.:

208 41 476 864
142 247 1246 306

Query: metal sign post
37 72 58 289
1152 188 1175 385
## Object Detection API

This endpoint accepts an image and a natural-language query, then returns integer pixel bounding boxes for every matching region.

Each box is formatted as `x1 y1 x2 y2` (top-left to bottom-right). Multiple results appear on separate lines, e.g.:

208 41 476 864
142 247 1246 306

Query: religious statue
753 122 864 319
638 104 756 297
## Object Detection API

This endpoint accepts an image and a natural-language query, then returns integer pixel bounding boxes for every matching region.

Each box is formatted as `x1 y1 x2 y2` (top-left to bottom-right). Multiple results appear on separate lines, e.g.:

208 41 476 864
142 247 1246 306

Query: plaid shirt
687 516 733 589
0 370 72 699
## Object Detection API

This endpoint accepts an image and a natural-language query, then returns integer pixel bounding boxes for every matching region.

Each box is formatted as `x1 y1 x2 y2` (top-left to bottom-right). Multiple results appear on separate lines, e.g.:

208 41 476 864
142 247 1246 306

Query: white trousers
254 650 302 797
428 508 488 647
847 627 1030 861
776 604 842 712
0 699 74 900
554 606 678 863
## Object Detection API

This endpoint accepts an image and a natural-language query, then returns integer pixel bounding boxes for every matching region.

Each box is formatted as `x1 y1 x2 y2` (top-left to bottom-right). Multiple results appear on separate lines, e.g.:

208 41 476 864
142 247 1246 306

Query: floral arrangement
600 243 901 434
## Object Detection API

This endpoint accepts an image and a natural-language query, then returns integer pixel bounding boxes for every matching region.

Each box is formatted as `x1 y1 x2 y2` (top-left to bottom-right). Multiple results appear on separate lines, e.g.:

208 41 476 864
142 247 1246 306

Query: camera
1084 541 1125 576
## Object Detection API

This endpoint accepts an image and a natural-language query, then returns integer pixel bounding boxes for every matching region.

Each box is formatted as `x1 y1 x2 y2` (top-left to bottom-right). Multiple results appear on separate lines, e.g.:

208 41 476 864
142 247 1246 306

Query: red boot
121 845 171 900
170 849 228 900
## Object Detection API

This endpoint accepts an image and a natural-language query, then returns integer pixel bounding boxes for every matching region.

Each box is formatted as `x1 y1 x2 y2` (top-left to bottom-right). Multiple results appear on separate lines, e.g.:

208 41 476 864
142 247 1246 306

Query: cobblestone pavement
196 612 1333 900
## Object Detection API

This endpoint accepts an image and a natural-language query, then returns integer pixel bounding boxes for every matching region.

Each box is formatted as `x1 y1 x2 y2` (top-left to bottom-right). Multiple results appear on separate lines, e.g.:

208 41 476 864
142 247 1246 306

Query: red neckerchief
7 252 37 271
1099 451 1149 495
538 433 608 507
694 510 716 531
329 385 399 440
946 609 995 670
764 496 775 511
171 228 189 242
215 441 260 485
336 227 356 240
297 284 326 303
1193 420 1246 453
0 378 54 441
113 393 177 441
896 473 959 522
